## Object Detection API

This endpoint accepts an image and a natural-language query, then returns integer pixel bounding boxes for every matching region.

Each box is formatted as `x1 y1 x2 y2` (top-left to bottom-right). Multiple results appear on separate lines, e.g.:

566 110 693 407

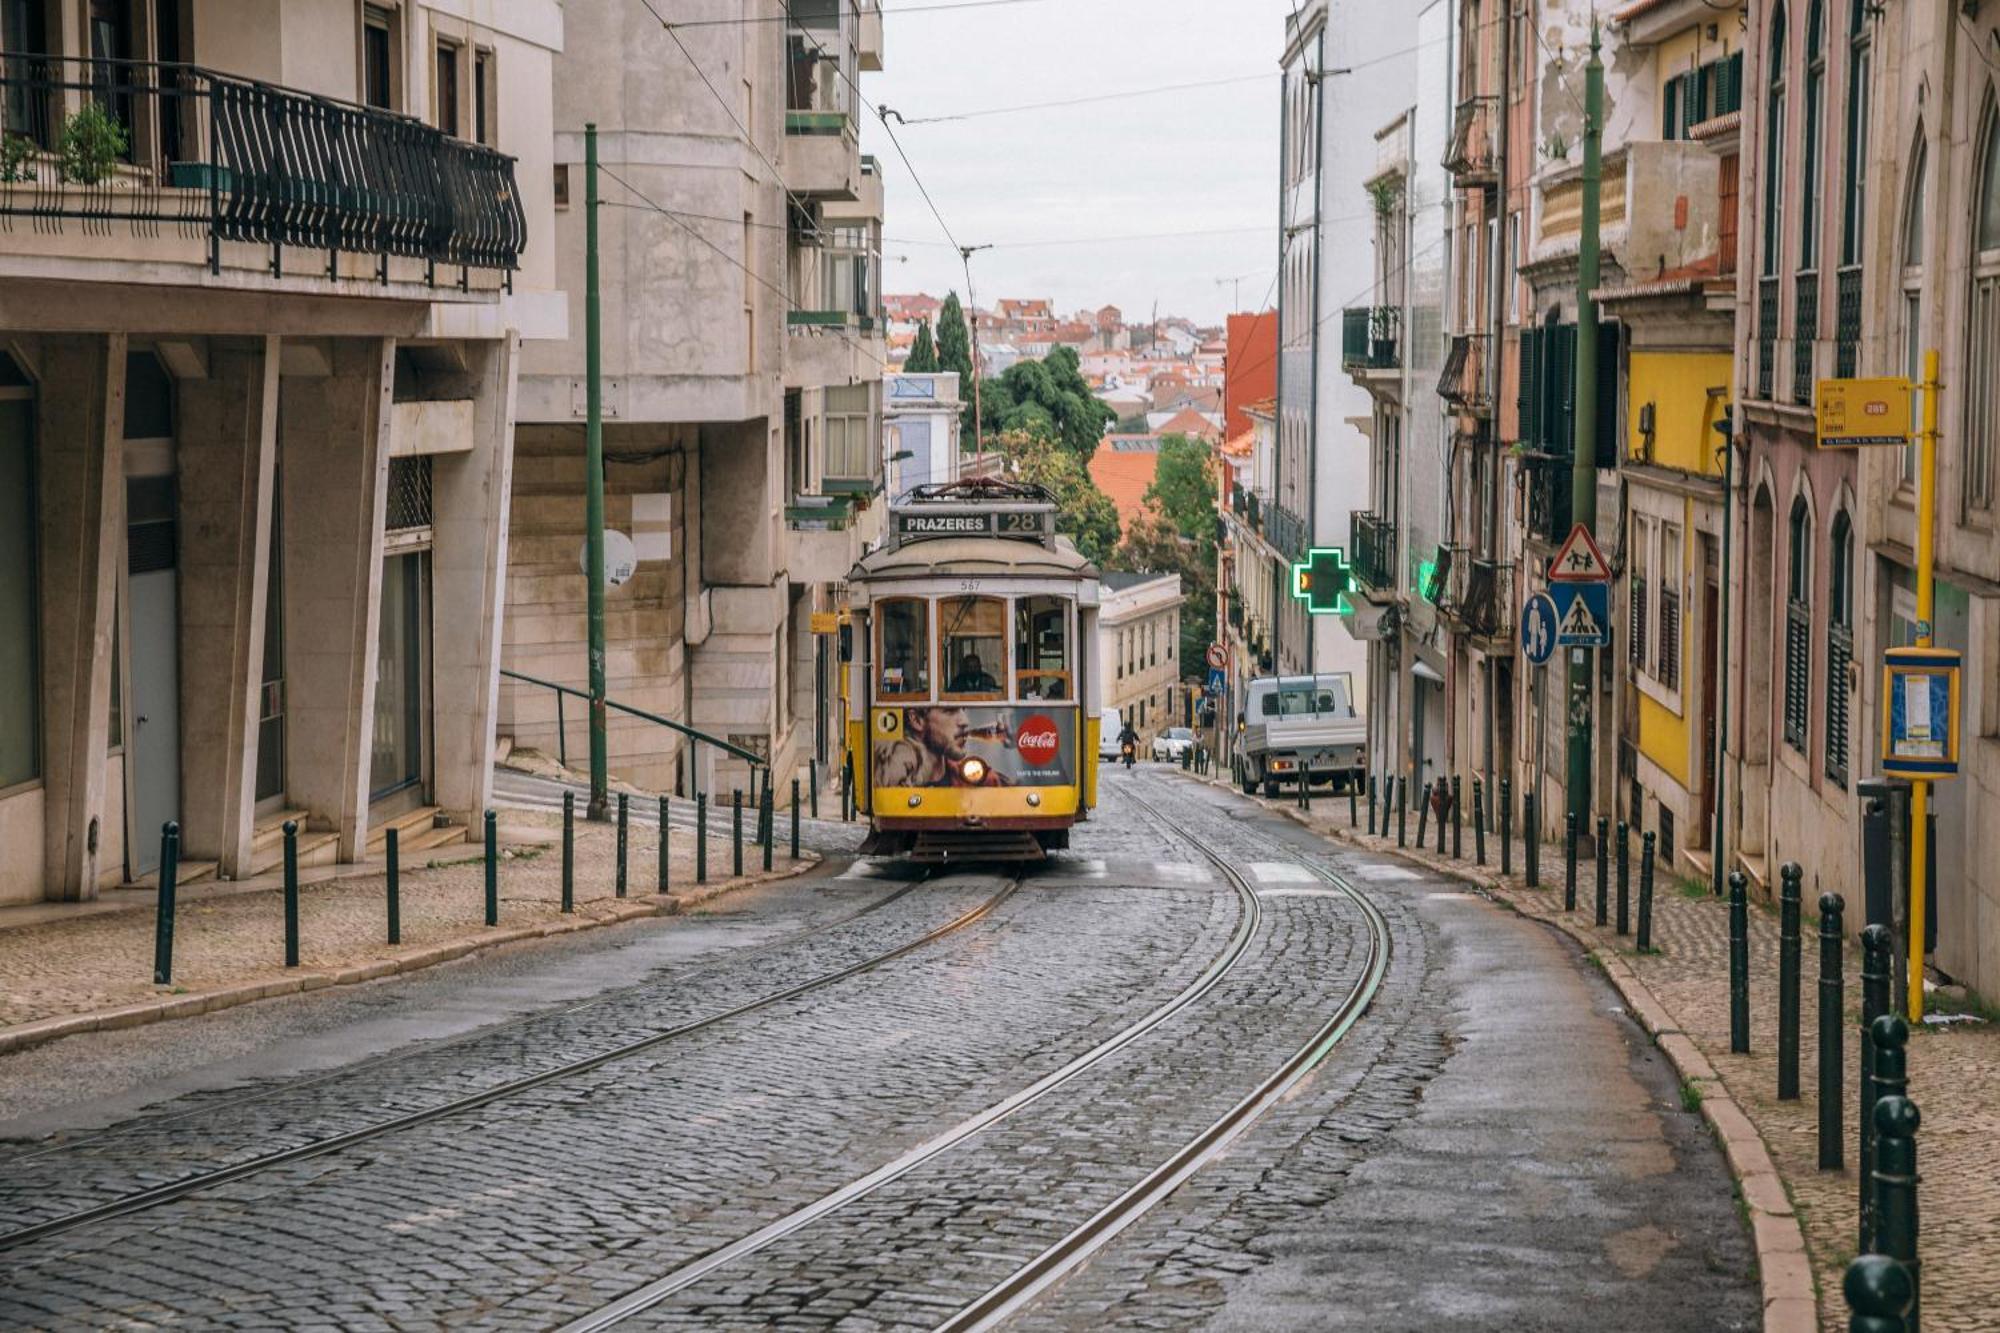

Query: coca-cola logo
1015 715 1061 764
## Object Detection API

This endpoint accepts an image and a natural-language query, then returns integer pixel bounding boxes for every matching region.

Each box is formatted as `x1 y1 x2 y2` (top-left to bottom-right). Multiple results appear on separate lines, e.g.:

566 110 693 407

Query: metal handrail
500 668 766 789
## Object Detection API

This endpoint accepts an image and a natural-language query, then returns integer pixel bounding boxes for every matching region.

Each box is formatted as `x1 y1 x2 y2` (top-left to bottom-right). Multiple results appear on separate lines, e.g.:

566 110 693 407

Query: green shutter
1595 320 1621 468
1518 328 1540 445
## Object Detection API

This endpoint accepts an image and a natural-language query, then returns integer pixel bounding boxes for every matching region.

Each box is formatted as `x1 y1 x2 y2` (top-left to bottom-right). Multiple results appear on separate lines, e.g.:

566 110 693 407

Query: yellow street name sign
1816 377 1913 448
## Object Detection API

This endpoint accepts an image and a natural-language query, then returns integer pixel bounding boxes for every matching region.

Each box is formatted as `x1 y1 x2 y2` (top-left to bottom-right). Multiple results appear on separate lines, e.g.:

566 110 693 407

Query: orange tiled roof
1088 447 1161 526
1220 428 1254 458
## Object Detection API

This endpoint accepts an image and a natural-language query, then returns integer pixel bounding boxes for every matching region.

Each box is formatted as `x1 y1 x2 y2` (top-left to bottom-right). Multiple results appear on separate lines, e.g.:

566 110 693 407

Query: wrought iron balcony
1793 271 1820 406
1442 96 1499 186
1835 265 1862 379
1351 510 1397 593
1521 451 1573 547
1438 333 1491 416
1265 503 1307 561
1437 544 1509 640
0 56 525 282
1341 305 1401 371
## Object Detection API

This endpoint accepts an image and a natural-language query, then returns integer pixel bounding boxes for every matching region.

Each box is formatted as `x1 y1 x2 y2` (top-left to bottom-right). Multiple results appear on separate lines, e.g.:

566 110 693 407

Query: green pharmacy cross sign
1291 547 1355 616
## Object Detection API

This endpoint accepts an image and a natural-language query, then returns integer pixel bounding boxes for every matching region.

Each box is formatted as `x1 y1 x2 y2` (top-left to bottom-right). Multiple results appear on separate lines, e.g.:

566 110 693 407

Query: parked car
1151 727 1196 763
1234 673 1366 796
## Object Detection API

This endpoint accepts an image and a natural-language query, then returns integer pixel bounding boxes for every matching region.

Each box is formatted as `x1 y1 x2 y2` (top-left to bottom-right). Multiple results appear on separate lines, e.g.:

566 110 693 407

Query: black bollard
386 825 401 944
762 782 775 872
1778 862 1802 1100
1638 830 1657 951
791 779 801 861
1858 923 1892 1242
1436 782 1448 855
1819 892 1846 1171
1348 778 1357 828
1843 1252 1913 1333
1416 780 1431 849
658 795 671 895
1729 870 1750 1053
696 791 709 884
562 791 575 913
484 809 499 926
1524 791 1539 887
1500 778 1513 875
1302 768 1313 813
1564 812 1578 912
616 792 629 899
809 758 820 819
1595 815 1609 927
1367 773 1377 835
1473 779 1487 865
1869 1015 1922 1321
1451 775 1462 858
1615 820 1631 935
1397 774 1409 847
732 788 743 877
152 823 180 985
282 820 300 968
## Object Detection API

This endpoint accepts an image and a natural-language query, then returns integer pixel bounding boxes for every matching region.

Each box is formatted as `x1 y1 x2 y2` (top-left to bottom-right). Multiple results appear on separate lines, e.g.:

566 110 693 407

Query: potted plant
58 102 127 186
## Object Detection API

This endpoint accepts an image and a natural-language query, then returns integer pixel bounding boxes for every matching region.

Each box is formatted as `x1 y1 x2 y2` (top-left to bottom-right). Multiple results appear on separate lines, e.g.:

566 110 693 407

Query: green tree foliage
936 292 974 382
905 319 939 372
978 346 1117 463
1003 430 1122 565
1110 434 1219 670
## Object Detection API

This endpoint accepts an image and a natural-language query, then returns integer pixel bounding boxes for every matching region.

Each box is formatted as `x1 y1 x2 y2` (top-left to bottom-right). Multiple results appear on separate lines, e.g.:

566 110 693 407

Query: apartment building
883 368 960 495
1099 572 1184 744
0 0 559 905
504 0 886 800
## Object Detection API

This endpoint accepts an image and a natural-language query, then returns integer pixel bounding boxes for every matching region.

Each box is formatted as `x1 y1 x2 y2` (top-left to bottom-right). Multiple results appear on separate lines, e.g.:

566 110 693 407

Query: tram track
0 872 1015 1256
554 777 1389 1333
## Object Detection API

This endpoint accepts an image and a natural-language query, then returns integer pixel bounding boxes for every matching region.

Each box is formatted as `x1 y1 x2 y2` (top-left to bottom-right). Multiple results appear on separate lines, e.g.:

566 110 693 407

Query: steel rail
934 794 1391 1331
554 810 1266 1333
0 876 1013 1254
0 875 920 1173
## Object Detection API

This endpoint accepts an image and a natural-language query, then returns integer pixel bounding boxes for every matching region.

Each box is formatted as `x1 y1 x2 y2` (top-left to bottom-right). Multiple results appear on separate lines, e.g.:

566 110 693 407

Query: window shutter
1826 624 1851 786
1519 328 1540 444
1630 575 1648 669
1664 77 1681 140
1659 586 1681 689
1595 321 1621 468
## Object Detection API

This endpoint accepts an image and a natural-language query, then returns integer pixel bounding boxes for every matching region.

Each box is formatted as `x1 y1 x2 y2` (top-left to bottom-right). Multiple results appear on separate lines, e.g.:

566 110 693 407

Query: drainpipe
1305 22 1326 675
1484 0 1512 805
1712 406 1735 895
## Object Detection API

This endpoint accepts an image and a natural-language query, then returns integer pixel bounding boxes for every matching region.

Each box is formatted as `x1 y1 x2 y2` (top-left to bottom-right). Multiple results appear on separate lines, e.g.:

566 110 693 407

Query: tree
905 319 939 372
978 346 1117 463
936 292 973 382
1003 430 1121 565
1144 434 1217 538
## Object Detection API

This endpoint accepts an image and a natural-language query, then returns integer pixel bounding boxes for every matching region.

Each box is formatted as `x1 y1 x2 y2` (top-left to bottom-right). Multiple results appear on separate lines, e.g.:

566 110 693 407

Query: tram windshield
939 595 1007 700
1014 596 1071 701
877 599 930 701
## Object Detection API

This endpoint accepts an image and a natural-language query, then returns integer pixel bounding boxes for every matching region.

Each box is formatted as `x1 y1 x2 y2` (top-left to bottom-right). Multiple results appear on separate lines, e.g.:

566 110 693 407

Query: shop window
876 598 928 701
938 595 1005 700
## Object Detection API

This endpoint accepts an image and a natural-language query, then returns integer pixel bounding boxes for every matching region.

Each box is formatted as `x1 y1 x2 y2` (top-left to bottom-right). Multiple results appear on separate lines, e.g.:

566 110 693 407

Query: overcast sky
860 0 1302 326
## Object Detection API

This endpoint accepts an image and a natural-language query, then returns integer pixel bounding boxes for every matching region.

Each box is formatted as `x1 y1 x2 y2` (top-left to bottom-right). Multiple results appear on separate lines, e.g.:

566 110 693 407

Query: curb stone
0 854 819 1059
1228 781 1818 1332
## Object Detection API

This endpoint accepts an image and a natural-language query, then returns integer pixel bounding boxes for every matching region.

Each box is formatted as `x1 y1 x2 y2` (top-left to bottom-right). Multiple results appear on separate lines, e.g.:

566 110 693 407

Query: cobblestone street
0 769 1758 1330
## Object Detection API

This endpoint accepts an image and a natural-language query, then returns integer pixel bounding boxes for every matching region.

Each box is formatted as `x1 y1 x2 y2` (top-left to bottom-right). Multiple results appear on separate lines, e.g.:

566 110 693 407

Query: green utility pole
1565 25 1604 831
585 123 609 821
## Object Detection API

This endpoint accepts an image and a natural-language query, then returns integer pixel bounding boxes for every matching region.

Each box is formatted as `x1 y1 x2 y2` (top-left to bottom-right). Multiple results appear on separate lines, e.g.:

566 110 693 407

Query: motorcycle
1120 739 1136 770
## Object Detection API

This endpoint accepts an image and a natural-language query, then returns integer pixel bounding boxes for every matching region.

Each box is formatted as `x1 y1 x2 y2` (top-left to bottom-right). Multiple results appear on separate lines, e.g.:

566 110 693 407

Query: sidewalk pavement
0 807 815 1056
1203 771 1997 1333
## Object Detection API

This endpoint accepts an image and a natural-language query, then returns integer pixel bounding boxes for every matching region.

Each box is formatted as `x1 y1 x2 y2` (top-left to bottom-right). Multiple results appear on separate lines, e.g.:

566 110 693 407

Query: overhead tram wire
597 164 894 375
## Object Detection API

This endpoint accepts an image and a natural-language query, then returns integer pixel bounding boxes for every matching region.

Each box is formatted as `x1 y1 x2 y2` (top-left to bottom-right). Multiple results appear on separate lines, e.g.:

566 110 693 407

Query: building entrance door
126 473 179 878
369 550 430 808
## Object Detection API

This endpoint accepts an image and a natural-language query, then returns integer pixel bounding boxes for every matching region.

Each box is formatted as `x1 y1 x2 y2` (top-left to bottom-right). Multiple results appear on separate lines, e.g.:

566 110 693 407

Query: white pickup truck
1234 673 1367 797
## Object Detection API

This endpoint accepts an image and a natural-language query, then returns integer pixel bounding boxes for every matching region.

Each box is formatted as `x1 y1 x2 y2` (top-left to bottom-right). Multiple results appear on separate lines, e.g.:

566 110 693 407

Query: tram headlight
1026 792 1042 807
959 757 988 785
907 794 923 808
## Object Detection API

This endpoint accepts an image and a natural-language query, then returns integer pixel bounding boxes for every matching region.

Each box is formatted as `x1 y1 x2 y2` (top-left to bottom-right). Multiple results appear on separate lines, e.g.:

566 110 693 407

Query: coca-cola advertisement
871 707 1076 789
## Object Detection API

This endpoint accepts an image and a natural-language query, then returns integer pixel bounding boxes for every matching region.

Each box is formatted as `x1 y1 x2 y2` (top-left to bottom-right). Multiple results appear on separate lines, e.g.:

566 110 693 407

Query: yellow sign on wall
811 612 843 635
1816 377 1913 448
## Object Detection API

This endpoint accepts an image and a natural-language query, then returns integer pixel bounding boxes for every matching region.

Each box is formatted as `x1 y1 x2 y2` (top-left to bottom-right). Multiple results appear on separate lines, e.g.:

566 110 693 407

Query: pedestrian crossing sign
1551 581 1611 647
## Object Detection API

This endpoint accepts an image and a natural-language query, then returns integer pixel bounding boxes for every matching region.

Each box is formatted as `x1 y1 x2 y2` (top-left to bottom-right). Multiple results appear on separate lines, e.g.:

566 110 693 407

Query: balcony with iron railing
1265 503 1307 561
1442 95 1499 187
1341 305 1401 374
1350 510 1397 595
1835 265 1861 379
1439 545 1511 641
1438 332 1491 416
0 56 525 290
1521 451 1573 547
1793 271 1820 406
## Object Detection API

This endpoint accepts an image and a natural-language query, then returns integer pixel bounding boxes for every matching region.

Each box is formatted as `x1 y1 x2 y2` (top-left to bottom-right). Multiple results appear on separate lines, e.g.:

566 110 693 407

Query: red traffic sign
1206 643 1228 669
1549 523 1612 582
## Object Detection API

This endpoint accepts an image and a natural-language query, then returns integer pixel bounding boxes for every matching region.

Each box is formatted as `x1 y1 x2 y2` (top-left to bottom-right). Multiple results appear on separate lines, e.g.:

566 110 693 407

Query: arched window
1826 510 1853 786
1840 0 1871 268
1968 105 2000 512
1901 135 1928 485
1763 6 1789 280
1783 492 1812 754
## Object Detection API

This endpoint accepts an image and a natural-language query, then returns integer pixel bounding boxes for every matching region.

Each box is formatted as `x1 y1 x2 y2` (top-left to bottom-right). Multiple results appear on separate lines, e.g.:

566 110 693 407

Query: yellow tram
844 479 1103 861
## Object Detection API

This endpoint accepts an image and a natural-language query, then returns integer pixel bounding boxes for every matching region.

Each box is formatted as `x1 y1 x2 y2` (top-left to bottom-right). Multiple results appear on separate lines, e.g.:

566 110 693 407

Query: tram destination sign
891 505 1056 542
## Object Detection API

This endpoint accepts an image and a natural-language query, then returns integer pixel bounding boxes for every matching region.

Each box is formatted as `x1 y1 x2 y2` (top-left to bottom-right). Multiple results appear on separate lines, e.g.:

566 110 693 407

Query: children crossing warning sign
1549 524 1613 582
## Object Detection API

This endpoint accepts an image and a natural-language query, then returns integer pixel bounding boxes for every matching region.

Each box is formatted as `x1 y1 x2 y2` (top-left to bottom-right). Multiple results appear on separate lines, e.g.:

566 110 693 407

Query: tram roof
850 534 1099 584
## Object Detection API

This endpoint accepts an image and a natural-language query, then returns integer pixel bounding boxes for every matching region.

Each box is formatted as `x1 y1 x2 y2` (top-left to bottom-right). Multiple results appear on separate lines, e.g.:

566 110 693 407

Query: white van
1098 706 1125 761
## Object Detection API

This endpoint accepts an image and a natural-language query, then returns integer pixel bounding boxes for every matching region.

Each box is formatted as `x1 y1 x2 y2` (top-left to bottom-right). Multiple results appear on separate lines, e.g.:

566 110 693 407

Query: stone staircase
368 806 467 859
125 806 463 889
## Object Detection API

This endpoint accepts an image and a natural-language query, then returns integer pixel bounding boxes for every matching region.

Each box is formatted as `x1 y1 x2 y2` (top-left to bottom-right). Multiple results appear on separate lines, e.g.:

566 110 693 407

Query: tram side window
939 595 1006 700
1014 596 1071 701
878 599 930 700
